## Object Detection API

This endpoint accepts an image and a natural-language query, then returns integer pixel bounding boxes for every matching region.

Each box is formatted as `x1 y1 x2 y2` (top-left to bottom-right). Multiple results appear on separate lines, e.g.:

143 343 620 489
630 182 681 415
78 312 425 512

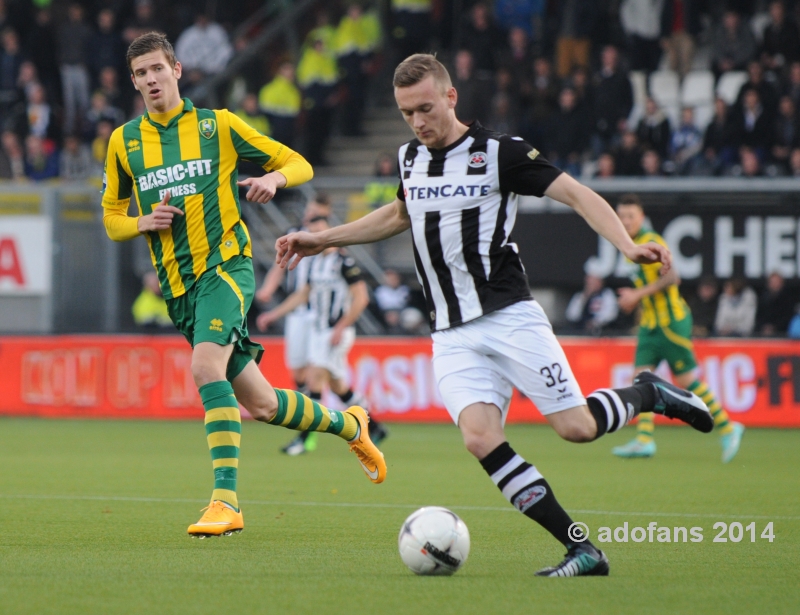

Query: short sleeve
497 136 562 197
341 254 363 285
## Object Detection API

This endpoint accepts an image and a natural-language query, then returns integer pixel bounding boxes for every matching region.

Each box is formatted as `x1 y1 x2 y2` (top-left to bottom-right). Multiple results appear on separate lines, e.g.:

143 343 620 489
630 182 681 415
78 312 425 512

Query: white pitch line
2 493 799 521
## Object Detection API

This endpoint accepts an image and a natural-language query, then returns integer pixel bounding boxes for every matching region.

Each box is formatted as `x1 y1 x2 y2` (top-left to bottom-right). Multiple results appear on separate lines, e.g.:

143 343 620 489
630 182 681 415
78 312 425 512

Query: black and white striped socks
479 442 587 547
587 384 655 439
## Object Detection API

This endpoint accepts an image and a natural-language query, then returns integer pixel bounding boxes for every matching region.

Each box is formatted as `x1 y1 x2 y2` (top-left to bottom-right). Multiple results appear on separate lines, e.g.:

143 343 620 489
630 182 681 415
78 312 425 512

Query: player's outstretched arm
275 198 411 270
544 174 672 273
256 285 311 331
256 262 287 303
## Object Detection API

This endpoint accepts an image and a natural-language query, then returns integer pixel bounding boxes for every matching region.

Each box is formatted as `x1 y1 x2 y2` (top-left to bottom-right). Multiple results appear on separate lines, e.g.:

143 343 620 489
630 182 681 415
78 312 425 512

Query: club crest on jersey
199 118 217 139
468 152 487 168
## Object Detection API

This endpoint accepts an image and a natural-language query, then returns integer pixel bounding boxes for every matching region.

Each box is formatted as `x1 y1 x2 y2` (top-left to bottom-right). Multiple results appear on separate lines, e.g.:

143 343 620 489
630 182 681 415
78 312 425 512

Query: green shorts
166 255 263 382
634 315 697 375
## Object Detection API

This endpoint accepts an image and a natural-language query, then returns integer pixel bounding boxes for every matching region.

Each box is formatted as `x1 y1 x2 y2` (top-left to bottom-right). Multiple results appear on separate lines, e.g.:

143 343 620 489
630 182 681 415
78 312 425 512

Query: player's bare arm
276 198 411 270
617 268 680 313
331 280 369 345
256 284 311 331
256 261 287 303
544 174 672 273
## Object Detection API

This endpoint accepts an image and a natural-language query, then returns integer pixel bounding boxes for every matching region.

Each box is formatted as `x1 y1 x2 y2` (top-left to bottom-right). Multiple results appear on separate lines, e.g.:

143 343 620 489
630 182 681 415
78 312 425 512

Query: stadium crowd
3 1 800 180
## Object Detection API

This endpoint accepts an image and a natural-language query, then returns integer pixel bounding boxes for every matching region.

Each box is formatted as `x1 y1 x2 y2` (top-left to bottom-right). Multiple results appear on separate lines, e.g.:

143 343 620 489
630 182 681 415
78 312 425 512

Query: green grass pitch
0 418 797 615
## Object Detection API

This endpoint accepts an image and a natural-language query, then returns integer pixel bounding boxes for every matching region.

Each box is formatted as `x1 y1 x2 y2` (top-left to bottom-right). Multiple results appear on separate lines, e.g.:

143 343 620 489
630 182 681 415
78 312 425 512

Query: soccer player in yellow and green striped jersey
102 32 386 537
613 194 744 463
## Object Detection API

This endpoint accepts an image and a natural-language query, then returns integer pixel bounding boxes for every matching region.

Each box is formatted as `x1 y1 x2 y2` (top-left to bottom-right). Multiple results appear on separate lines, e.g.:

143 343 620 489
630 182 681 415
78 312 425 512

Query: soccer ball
398 507 470 575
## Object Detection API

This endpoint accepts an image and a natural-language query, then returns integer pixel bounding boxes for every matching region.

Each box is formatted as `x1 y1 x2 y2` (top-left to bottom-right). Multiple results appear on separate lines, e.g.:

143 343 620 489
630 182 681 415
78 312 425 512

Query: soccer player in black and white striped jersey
275 54 714 577
260 216 388 453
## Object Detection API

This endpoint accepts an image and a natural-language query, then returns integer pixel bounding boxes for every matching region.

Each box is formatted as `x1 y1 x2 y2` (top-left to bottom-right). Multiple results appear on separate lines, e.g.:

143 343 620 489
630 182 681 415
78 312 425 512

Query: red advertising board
0 336 798 427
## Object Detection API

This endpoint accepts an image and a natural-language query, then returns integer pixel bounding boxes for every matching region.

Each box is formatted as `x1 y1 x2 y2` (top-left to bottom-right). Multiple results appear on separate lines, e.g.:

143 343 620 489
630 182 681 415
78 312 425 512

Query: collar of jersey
634 227 652 243
423 120 481 154
143 97 195 130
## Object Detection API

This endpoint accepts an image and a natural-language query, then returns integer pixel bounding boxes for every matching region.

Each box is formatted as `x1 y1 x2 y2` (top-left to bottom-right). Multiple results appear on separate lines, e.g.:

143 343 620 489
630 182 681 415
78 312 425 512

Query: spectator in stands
83 91 124 142
98 66 129 116
594 153 616 178
500 26 533 101
715 277 757 336
641 148 664 177
592 46 633 154
333 2 381 137
788 304 800 338
701 97 737 174
671 106 703 174
790 146 800 175
494 0 545 41
621 0 665 73
613 130 644 176
547 86 588 177
565 273 619 334
711 9 757 79
726 146 762 177
661 0 697 78
733 88 773 159
306 9 336 50
785 61 800 108
636 97 672 159
453 49 491 124
59 134 93 180
23 9 58 106
24 134 58 181
16 60 38 101
58 4 93 136
0 27 24 119
391 0 431 62
91 119 113 173
90 9 125 86
375 269 410 331
259 61 301 148
26 82 54 141
175 12 233 83
756 271 797 336
736 61 778 118
235 93 270 135
132 272 172 329
568 65 593 111
554 0 597 78
771 94 799 171
0 129 23 179
123 0 163 45
760 1 800 71
688 276 720 337
522 56 559 149
489 91 518 135
363 153 398 210
458 2 504 77
297 34 339 166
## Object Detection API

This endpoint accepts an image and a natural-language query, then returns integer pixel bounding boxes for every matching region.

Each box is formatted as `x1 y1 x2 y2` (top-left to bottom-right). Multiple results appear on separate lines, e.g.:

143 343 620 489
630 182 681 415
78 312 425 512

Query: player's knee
191 358 222 388
248 400 277 423
461 429 494 459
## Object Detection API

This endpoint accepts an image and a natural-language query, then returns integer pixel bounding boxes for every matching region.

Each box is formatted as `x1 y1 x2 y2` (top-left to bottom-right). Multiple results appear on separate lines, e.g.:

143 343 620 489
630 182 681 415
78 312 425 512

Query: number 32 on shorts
540 363 568 388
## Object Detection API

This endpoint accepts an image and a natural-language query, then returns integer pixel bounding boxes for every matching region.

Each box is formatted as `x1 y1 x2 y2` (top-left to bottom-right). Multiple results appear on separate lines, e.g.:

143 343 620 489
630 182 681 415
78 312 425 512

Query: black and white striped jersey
396 122 562 331
307 249 364 330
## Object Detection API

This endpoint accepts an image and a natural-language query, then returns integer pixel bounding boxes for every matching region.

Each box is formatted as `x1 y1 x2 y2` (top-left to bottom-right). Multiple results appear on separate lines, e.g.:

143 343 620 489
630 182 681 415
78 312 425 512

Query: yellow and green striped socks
635 411 655 443
688 380 733 435
199 381 241 511
270 389 359 441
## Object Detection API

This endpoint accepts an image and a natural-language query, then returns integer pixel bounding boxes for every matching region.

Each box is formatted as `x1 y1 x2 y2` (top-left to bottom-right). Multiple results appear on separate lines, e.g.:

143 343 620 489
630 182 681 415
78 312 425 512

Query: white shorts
432 300 586 425
284 310 313 370
307 326 356 381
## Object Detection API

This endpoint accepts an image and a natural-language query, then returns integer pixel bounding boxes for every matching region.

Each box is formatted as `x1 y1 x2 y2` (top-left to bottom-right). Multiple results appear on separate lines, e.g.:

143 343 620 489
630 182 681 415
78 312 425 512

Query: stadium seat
716 71 749 105
693 103 715 131
649 70 680 108
681 70 715 107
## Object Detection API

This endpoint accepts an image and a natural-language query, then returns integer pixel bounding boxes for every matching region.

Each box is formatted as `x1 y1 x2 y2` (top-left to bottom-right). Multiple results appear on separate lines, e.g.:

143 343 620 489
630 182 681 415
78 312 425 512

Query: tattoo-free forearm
321 199 410 248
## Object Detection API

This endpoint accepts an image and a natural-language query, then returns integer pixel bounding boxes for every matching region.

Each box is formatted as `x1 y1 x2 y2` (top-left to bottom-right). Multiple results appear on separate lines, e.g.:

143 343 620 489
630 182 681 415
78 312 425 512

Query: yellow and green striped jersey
102 98 295 300
631 229 690 329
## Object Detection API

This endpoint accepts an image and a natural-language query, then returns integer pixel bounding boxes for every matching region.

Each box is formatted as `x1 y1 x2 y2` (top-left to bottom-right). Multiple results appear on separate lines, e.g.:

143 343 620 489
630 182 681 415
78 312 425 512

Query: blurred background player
255 194 332 454
613 194 744 463
259 216 388 455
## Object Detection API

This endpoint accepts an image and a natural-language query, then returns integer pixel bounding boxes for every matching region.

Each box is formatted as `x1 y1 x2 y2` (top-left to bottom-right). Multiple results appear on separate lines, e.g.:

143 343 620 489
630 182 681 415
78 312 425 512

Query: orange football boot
187 500 244 538
344 406 387 484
